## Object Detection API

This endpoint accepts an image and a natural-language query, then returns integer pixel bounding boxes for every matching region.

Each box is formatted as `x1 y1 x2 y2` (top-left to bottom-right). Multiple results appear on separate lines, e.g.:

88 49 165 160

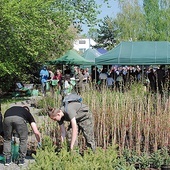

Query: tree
95 0 144 49
0 0 99 91
95 16 118 50
96 0 170 49
143 0 170 40
114 0 144 42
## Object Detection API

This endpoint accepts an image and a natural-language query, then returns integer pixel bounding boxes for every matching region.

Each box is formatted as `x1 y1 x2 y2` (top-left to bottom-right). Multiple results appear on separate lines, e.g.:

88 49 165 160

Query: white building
73 38 97 54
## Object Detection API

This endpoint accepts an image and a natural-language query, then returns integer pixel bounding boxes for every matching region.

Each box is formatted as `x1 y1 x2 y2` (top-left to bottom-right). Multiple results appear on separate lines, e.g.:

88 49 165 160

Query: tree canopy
95 0 170 49
0 0 99 91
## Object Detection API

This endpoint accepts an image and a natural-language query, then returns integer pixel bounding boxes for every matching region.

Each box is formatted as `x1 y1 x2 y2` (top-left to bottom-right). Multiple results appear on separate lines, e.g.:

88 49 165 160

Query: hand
69 147 79 155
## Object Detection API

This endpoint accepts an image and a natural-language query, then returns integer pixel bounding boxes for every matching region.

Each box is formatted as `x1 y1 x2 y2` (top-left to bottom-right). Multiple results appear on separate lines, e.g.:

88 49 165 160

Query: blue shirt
40 69 49 83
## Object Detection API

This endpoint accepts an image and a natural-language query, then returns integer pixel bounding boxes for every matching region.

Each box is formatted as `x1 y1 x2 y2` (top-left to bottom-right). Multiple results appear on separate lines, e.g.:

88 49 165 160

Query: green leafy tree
113 0 144 42
0 0 99 91
96 0 170 49
143 0 170 40
95 0 144 49
95 16 118 50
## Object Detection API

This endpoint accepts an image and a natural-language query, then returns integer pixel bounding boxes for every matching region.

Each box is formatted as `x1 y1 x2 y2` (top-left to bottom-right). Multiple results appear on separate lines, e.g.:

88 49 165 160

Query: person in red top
53 69 62 91
3 106 41 166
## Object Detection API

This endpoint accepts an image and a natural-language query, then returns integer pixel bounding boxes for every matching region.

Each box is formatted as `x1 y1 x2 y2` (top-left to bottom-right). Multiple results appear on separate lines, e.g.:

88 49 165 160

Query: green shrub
27 136 135 170
149 149 164 168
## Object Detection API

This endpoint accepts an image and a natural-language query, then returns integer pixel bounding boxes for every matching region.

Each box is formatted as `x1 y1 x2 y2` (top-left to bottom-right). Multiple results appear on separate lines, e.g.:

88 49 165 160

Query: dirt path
0 96 43 170
0 156 35 170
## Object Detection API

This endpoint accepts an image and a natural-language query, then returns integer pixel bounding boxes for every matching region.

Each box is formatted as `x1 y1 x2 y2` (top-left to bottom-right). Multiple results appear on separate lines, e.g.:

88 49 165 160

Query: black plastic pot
0 145 3 154
134 163 140 169
161 165 170 170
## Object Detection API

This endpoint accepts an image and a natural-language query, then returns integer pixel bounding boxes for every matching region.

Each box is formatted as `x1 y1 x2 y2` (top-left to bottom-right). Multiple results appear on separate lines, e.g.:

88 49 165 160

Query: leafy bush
27 136 135 170
122 148 150 169
149 149 164 168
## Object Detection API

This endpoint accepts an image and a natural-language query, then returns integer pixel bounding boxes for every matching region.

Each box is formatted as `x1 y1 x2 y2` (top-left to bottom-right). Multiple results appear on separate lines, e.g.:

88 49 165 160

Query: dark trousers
3 116 28 159
67 111 96 152
41 82 47 96
0 112 3 137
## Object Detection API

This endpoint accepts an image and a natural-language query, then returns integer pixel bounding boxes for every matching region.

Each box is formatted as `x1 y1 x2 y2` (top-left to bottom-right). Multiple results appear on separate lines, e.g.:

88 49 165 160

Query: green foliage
122 147 170 169
41 135 56 152
28 136 58 170
96 0 170 49
137 152 150 169
129 83 148 98
142 0 170 41
160 147 170 165
0 0 99 91
122 149 151 169
95 16 118 50
149 149 164 168
122 148 139 165
28 136 135 170
36 92 61 110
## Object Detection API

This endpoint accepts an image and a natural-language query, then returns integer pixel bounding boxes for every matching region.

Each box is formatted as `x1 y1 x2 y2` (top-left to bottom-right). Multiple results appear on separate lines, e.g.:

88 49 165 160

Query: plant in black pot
149 149 164 169
121 148 139 167
160 147 170 170
137 152 150 169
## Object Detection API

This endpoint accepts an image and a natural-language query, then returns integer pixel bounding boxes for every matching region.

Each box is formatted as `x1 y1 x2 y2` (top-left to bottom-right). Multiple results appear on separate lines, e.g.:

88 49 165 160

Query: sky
82 0 120 34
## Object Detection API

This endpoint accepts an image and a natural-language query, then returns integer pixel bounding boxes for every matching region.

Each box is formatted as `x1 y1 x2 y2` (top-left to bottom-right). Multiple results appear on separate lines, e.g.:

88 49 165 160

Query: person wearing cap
3 106 41 166
47 102 96 153
40 65 49 96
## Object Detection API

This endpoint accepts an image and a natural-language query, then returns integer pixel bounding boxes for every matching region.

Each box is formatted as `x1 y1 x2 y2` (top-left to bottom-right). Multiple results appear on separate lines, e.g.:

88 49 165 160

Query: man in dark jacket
156 65 166 94
3 106 41 166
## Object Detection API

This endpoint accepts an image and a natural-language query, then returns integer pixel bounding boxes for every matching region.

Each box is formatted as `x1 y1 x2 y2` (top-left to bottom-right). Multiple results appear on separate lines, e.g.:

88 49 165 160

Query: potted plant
137 152 150 169
149 149 164 169
161 147 170 170
121 148 139 166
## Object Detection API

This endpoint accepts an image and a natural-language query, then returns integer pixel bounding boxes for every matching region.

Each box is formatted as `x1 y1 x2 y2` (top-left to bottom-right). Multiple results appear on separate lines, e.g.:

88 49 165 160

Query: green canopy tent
81 48 102 73
48 49 93 65
82 48 101 63
95 41 170 65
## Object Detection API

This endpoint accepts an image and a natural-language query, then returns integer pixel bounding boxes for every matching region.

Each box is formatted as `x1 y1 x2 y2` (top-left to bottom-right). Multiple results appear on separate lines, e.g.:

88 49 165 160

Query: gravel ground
0 96 43 170
0 155 35 170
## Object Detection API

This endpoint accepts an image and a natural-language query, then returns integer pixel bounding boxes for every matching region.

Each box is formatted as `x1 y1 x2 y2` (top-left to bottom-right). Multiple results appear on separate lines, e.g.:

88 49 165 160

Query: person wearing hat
40 65 49 96
3 106 41 166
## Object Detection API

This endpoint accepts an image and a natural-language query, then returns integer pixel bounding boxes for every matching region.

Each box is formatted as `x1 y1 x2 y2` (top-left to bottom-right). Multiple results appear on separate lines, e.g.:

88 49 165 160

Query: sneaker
17 158 25 165
5 157 12 166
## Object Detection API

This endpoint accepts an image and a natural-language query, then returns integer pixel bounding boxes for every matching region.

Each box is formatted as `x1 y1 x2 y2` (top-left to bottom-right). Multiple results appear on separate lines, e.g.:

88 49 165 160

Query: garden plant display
1 82 170 169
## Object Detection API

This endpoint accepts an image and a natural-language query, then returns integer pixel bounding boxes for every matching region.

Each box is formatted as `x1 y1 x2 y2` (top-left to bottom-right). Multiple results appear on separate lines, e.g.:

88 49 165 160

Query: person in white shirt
106 75 114 90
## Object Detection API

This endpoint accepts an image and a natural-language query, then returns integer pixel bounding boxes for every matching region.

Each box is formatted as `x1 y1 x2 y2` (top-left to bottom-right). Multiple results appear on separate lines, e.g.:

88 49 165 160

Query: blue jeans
3 116 28 159
41 82 47 96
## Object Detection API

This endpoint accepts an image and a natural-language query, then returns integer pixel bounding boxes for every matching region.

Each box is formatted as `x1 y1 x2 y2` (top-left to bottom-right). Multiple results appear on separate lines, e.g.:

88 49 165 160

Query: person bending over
3 106 41 166
47 102 95 152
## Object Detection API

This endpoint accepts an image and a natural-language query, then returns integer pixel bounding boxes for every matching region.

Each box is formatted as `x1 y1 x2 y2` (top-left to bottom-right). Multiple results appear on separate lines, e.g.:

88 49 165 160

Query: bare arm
30 122 41 142
60 124 66 143
70 117 78 150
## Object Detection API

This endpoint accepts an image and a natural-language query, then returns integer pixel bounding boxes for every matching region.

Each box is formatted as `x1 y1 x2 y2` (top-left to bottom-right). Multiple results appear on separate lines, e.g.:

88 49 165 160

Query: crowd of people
91 65 170 94
39 64 170 96
39 65 91 96
1 64 170 167
0 64 96 166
